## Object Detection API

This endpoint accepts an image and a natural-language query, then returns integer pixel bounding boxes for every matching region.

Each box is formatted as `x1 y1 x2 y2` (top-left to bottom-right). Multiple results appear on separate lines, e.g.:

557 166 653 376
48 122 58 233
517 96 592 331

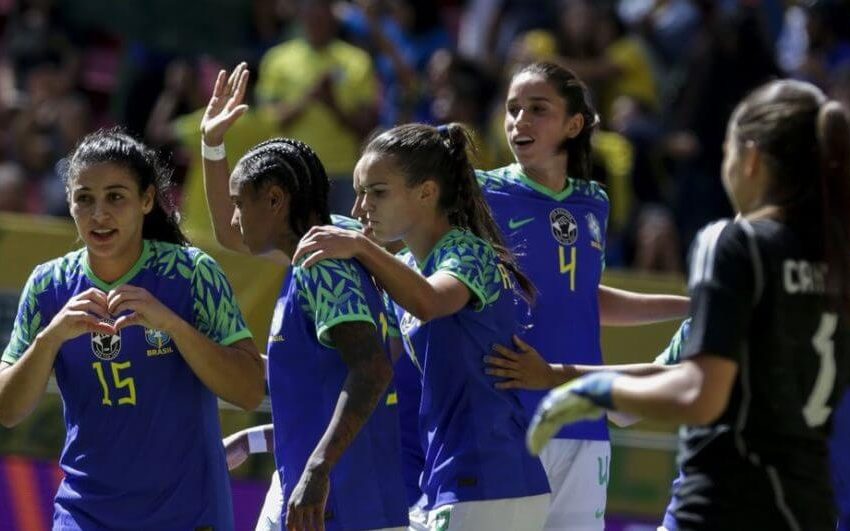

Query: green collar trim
83 240 152 291
512 164 574 201
414 228 461 270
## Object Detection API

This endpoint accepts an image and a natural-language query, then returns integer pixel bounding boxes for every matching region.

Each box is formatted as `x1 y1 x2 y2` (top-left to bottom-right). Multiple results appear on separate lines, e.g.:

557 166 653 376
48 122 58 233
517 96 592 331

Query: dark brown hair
513 62 600 180
66 128 188 245
365 122 536 301
730 79 850 311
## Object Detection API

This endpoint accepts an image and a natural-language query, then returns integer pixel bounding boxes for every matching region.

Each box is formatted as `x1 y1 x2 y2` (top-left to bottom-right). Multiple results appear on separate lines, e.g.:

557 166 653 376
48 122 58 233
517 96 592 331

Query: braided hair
233 138 331 238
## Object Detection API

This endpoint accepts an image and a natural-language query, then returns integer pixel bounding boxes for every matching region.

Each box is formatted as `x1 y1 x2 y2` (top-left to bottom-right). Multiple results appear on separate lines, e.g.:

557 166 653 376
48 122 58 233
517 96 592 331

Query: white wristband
202 140 226 161
246 426 268 454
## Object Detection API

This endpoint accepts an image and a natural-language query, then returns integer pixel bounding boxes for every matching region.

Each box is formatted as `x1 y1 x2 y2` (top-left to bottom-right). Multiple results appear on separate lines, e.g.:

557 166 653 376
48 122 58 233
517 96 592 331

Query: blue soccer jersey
393 228 549 510
267 222 408 530
2 240 252 531
832 391 850 531
477 164 610 441
334 214 425 508
385 289 426 508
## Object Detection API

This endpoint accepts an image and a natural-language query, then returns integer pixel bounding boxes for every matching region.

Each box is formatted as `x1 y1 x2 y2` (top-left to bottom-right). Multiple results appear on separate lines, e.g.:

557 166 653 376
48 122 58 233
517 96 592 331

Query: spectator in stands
0 162 27 213
256 0 379 215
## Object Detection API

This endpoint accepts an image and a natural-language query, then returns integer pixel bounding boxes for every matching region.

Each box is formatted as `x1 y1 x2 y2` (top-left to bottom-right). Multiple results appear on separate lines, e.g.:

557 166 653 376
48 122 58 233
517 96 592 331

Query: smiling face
504 71 575 169
68 162 154 263
351 152 431 244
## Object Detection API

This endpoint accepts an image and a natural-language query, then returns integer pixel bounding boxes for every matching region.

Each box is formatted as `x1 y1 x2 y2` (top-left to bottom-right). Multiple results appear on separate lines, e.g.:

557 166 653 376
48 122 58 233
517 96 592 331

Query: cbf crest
268 300 285 343
549 208 578 245
91 319 121 360
586 212 603 250
399 312 421 336
145 328 171 349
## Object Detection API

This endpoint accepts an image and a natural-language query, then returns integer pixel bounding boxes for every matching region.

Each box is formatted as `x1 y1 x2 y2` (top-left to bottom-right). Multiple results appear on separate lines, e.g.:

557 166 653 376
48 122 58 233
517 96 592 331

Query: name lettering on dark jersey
784 260 828 294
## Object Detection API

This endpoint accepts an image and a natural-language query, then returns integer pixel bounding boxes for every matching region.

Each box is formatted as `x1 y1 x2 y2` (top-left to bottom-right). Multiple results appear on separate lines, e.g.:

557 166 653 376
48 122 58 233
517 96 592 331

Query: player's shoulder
29 247 87 292
331 214 363 232
694 218 769 256
567 177 609 204
145 240 221 282
430 229 498 273
475 164 521 192
689 219 763 289
293 256 367 291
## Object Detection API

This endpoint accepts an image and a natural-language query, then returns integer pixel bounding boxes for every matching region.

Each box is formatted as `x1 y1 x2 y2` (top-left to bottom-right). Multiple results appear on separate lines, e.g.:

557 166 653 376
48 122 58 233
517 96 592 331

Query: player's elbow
237 385 265 412
0 405 25 428
402 294 440 323
676 379 728 425
241 368 267 411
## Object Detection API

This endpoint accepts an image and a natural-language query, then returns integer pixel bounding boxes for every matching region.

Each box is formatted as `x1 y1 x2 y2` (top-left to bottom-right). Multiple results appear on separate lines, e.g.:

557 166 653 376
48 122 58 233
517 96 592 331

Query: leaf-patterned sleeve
2 268 52 365
382 292 400 339
190 253 253 346
432 232 501 310
294 259 376 349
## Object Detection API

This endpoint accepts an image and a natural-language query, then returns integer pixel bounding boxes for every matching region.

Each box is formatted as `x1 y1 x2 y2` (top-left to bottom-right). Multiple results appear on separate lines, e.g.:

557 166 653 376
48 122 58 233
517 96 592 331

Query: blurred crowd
0 0 848 272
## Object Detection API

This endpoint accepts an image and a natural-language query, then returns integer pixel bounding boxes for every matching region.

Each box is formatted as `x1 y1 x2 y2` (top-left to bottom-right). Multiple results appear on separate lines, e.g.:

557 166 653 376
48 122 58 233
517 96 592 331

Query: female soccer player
476 61 688 530
0 129 265 530
529 79 850 531
293 122 550 530
201 64 408 531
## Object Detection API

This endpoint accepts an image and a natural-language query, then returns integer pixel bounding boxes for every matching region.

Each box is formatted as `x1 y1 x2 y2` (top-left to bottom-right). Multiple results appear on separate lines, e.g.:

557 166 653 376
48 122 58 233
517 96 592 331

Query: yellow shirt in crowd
256 38 378 178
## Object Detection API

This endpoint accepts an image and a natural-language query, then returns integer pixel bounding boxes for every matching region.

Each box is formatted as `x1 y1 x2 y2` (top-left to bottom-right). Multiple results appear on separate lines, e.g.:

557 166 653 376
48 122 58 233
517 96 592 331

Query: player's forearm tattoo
311 321 393 470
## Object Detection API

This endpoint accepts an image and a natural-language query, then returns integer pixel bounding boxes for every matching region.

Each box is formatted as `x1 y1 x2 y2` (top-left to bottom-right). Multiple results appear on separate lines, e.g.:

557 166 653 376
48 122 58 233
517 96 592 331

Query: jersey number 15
92 361 137 407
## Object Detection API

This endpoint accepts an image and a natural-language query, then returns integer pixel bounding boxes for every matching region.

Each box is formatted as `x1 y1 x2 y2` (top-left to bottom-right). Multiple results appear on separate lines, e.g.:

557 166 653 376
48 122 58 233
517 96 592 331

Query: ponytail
816 101 850 311
730 79 850 313
366 122 536 302
439 123 536 302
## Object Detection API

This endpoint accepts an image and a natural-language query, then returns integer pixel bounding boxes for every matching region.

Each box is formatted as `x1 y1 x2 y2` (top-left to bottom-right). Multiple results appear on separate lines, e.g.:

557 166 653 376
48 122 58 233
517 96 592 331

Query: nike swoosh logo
508 217 534 229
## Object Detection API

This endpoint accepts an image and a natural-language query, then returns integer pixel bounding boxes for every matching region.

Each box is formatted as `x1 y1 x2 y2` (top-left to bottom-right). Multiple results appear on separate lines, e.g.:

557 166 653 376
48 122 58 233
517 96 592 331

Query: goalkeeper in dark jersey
528 79 850 531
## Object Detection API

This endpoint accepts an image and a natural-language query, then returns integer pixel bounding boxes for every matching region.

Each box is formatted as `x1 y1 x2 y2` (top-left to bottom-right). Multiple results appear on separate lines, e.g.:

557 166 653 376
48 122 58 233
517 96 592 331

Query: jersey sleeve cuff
1 351 20 365
220 328 254 347
316 314 377 349
440 270 490 311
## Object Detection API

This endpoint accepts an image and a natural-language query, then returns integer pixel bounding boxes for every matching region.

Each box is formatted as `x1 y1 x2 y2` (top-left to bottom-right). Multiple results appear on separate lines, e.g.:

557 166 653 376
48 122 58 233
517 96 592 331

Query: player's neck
404 216 453 264
743 203 782 222
87 240 145 284
519 159 569 193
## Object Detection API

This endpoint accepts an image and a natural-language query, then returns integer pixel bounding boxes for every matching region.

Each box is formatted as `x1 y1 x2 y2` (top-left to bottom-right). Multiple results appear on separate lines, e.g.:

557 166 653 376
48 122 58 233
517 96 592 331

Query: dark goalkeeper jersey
674 217 850 531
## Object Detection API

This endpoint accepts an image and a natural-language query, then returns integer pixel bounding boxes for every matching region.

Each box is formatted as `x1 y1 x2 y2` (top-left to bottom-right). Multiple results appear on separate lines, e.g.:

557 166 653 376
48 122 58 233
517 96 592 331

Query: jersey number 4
802 312 838 427
92 361 137 407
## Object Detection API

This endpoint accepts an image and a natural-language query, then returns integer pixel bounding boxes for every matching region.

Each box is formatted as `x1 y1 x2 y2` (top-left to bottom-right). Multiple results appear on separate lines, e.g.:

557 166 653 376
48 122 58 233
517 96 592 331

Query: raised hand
292 225 367 268
106 285 179 333
200 62 250 146
42 288 115 342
